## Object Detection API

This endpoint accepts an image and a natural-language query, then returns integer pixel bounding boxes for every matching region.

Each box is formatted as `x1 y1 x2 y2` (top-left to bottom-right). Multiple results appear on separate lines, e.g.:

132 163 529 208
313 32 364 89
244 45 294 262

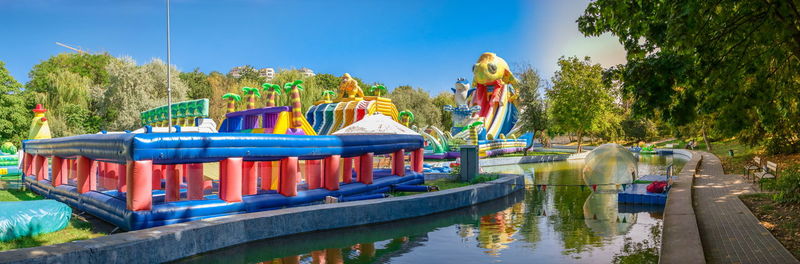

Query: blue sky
0 0 625 94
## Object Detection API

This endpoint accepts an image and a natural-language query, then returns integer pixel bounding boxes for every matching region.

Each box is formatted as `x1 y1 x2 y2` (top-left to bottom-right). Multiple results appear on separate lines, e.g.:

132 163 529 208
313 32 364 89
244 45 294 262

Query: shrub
764 165 800 204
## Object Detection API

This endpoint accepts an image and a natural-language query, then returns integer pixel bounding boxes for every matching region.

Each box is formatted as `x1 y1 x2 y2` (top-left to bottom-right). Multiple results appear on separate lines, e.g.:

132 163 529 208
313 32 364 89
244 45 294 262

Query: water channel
178 154 687 264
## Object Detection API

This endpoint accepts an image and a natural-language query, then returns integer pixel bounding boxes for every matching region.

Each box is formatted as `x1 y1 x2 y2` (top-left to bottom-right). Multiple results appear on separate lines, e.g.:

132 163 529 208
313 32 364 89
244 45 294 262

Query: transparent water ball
582 143 637 192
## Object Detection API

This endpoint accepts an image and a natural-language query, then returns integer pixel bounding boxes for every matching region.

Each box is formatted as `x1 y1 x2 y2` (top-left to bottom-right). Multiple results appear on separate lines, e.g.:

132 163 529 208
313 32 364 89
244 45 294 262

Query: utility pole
166 0 173 132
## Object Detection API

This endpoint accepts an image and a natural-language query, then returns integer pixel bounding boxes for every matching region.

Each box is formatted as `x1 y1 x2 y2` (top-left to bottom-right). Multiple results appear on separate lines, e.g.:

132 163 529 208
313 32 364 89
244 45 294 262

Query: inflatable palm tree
399 110 415 127
241 87 261 109
369 85 387 97
284 80 304 127
467 121 484 145
262 83 282 107
321 90 336 103
222 93 241 113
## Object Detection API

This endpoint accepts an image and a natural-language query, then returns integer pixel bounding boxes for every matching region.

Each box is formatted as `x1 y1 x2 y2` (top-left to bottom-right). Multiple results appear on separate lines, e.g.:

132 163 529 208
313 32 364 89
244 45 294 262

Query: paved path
693 152 798 264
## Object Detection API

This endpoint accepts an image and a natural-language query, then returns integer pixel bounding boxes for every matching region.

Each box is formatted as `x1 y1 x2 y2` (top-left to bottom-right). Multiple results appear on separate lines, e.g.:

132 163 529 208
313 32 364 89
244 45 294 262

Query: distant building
228 66 247 78
299 67 315 77
259 68 275 80
228 66 314 79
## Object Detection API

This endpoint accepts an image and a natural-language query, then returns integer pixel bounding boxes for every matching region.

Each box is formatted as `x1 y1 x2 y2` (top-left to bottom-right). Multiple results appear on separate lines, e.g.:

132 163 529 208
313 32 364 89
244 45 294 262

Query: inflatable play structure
0 142 21 189
422 53 532 159
21 80 429 231
305 74 400 135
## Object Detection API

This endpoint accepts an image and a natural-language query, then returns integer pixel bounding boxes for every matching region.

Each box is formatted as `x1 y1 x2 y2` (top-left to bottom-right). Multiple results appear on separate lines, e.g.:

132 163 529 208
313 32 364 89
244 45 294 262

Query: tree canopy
390 85 443 129
578 0 800 153
547 56 614 152
514 64 548 136
0 61 30 144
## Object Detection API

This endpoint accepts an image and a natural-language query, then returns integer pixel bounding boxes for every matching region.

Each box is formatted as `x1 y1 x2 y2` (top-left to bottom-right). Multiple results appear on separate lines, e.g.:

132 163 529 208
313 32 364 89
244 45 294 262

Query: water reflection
178 155 687 264
583 192 637 237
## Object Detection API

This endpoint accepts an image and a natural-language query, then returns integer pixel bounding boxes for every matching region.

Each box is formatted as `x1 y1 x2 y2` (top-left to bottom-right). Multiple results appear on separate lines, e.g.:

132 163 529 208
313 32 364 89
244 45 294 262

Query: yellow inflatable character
28 104 52 140
338 73 365 99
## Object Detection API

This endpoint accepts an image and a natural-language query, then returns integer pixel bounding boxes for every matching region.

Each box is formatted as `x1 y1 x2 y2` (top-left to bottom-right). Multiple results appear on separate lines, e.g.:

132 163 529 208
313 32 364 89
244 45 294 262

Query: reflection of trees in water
543 161 605 255
518 188 546 246
550 185 603 255
611 223 662 264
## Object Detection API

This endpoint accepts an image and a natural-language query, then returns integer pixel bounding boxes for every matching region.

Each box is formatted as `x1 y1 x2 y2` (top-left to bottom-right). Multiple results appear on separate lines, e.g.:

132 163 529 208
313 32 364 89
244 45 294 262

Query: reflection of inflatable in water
582 143 637 192
476 203 524 255
583 192 637 237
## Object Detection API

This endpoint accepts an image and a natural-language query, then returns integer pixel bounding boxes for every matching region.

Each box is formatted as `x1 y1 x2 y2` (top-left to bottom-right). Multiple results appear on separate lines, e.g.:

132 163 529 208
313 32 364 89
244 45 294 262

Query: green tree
27 53 112 94
100 57 188 130
230 65 262 83
310 73 341 93
390 85 441 128
32 69 97 136
431 92 454 129
180 68 211 100
0 61 31 143
514 64 549 141
26 53 115 130
578 0 800 153
547 56 613 152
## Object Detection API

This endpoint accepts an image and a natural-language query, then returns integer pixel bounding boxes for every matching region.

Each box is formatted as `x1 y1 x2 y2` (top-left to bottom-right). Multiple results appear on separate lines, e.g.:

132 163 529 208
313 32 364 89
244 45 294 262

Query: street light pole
166 0 173 132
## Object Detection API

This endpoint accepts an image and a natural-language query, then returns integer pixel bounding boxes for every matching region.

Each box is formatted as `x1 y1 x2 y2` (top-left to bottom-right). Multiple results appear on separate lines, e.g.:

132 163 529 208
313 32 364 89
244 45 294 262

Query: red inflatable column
279 157 298 197
220 158 243 202
33 155 47 181
306 159 322 190
126 160 153 211
392 150 405 177
242 161 257 195
323 155 340 191
341 158 353 184
116 163 127 192
76 156 97 193
186 163 204 200
51 156 65 186
165 165 181 202
23 153 33 176
359 153 374 184
412 148 424 173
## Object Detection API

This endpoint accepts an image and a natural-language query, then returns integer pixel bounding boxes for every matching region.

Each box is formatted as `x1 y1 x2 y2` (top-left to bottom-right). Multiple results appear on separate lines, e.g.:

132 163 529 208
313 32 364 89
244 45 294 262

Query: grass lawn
0 189 107 251
390 174 499 197
740 193 800 259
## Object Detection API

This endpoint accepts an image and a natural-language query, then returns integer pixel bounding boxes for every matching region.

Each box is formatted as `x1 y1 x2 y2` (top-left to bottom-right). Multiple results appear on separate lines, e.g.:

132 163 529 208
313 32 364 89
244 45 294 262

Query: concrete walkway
693 152 798 264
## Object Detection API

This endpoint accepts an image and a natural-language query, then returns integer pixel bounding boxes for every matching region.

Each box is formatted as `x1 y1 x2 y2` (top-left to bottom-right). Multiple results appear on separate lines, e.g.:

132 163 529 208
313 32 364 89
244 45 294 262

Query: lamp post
166 0 173 131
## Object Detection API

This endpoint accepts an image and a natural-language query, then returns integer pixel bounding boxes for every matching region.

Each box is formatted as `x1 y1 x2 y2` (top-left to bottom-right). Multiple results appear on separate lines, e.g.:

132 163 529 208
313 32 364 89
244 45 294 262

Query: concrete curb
0 175 524 264
659 150 706 264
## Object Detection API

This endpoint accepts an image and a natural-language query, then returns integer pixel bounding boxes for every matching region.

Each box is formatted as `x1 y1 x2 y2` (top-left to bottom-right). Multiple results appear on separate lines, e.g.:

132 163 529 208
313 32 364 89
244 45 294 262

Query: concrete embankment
0 175 523 264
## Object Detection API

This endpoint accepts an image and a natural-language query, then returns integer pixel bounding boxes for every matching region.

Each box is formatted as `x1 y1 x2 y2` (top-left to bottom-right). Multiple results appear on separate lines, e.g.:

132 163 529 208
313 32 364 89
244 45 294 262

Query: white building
299 67 315 77
259 68 275 80
229 66 314 79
